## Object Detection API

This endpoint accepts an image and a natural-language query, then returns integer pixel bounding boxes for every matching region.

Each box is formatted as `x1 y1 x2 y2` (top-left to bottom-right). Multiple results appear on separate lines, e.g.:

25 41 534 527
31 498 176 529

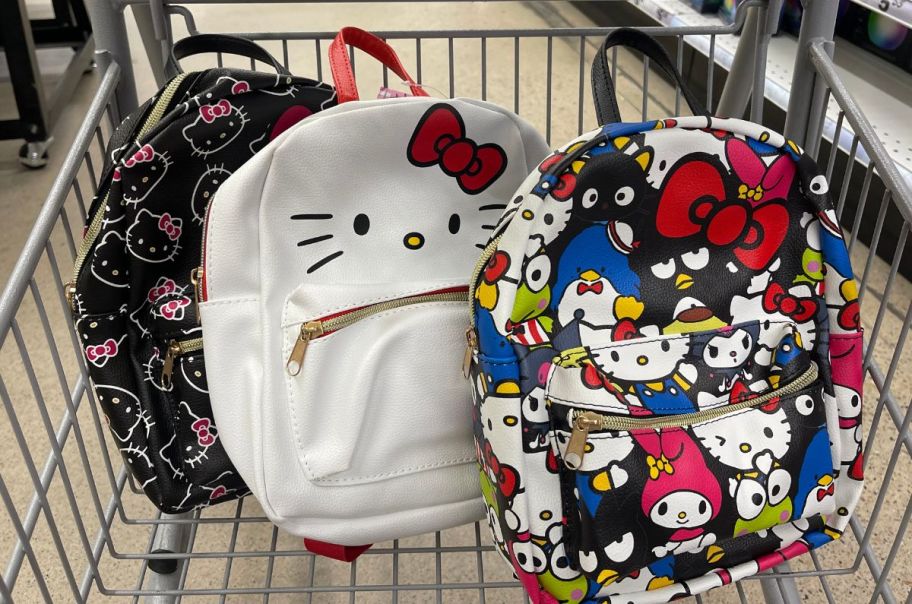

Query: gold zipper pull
190 268 202 325
161 340 181 388
463 328 477 379
286 321 324 376
64 281 77 313
564 412 602 470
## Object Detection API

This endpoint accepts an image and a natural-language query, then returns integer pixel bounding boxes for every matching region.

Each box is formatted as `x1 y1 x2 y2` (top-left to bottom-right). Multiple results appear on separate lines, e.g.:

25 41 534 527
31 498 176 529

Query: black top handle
591 28 710 126
166 34 291 79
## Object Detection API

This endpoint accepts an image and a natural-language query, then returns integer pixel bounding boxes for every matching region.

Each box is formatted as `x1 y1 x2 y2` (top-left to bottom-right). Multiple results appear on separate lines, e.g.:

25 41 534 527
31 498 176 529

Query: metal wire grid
0 3 910 602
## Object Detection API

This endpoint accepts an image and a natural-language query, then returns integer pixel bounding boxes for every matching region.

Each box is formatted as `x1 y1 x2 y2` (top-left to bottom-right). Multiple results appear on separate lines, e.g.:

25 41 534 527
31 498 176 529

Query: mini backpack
467 30 864 603
197 27 550 545
68 35 335 513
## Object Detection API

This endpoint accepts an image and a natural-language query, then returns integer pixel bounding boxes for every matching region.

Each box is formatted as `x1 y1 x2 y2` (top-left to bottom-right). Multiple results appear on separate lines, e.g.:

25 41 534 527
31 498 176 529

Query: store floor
1 2 911 602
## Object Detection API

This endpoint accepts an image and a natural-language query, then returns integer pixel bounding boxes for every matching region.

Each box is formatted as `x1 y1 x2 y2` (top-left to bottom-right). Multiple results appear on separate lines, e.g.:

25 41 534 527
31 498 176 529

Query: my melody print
69 34 336 513
466 30 864 603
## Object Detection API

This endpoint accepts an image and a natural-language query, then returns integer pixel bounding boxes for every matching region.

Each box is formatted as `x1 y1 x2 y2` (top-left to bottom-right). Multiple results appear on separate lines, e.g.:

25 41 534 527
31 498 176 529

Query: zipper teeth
70 73 190 294
174 337 204 355
468 235 503 325
320 290 469 334
575 363 819 432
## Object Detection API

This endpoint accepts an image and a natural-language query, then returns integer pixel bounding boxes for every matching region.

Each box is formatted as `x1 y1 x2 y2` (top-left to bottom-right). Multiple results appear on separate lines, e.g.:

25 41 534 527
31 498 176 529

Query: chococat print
471 116 864 602
72 62 336 512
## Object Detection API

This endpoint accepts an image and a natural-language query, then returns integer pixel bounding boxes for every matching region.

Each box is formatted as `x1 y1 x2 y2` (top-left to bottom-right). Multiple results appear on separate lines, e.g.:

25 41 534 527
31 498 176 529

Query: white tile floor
1 2 911 602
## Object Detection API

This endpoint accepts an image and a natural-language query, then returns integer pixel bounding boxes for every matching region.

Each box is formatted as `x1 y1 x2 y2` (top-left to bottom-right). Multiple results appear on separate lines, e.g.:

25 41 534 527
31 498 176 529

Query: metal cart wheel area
1 1 911 602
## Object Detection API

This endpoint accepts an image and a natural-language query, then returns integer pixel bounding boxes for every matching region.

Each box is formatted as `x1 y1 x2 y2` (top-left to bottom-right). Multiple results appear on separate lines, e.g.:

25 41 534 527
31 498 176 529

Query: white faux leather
201 96 548 543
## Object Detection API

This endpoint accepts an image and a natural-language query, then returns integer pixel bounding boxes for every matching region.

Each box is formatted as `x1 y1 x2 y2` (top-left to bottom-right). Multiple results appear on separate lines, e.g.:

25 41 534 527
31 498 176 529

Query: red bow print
191 418 215 447
407 104 507 194
838 300 860 331
148 278 178 302
159 298 191 320
124 144 154 168
484 442 518 498
158 213 182 241
656 160 789 271
86 339 118 365
577 281 603 295
537 153 576 201
200 99 232 123
816 482 835 501
763 283 818 323
231 80 250 95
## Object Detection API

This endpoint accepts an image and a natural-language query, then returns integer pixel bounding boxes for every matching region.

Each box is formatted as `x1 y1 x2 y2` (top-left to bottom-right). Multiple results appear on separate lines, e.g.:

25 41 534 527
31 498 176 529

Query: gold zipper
468 234 503 326
161 336 204 388
560 362 819 470
462 327 478 379
66 73 191 312
190 267 203 324
286 289 470 376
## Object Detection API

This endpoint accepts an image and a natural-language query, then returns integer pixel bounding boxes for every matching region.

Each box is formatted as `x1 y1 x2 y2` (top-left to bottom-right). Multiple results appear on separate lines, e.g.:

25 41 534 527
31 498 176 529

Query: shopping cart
1 1 910 601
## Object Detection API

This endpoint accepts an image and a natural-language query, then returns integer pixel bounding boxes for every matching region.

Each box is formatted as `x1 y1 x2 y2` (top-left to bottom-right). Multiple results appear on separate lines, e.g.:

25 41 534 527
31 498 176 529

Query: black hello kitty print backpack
67 34 336 513
467 30 864 602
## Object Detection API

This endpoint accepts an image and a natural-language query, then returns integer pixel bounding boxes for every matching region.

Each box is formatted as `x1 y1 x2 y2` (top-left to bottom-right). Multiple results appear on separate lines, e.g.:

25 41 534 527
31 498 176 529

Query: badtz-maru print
469 111 864 602
70 34 338 513
198 26 550 548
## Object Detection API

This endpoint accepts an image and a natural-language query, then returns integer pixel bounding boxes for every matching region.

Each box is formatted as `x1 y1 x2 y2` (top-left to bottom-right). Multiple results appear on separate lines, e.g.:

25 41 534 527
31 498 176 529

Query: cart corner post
87 0 139 118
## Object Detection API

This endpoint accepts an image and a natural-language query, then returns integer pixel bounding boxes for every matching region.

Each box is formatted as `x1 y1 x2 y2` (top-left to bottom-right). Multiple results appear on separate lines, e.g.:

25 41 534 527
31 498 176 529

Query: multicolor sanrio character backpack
466 29 864 603
197 28 549 546
67 34 336 512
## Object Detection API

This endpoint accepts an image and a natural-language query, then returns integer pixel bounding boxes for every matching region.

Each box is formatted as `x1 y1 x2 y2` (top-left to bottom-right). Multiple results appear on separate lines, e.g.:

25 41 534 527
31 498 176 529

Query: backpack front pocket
283 285 477 485
546 322 836 586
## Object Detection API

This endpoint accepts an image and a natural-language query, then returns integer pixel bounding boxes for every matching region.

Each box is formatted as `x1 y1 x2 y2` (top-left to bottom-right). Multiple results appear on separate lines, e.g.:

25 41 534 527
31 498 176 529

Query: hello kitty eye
524 255 551 293
736 480 766 520
581 187 599 209
651 259 675 280
614 186 634 206
809 175 829 195
681 248 709 270
353 214 370 235
661 341 670 352
448 213 461 234
767 468 791 505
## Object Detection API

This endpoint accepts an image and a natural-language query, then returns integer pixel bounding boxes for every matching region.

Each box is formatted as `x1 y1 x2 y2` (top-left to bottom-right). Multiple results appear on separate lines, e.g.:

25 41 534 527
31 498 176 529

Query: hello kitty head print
126 208 182 263
182 99 249 157
114 143 171 205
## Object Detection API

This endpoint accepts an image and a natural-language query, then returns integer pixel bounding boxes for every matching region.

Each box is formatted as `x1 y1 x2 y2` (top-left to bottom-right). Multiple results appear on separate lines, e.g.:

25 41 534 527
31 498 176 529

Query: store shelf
849 0 912 30
633 0 912 186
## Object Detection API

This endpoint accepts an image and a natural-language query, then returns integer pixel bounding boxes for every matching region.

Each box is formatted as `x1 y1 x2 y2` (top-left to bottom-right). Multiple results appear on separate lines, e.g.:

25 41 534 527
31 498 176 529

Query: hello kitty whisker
479 204 507 211
297 234 334 247
481 224 496 230
291 213 333 220
475 243 486 250
307 250 344 274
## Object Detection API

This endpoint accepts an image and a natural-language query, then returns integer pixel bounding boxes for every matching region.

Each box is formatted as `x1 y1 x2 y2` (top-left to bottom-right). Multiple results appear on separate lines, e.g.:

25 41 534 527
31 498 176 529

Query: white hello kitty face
117 144 171 205
479 394 523 468
288 204 491 281
693 407 792 470
582 327 689 383
522 198 572 248
513 540 547 573
91 230 130 288
191 165 232 223
650 490 714 529
643 128 726 187
126 208 182 263
702 329 753 369
730 293 817 365
182 100 249 157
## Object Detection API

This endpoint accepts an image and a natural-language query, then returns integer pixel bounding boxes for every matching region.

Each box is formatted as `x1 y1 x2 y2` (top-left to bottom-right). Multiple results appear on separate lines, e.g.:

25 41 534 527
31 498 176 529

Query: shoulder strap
591 28 709 125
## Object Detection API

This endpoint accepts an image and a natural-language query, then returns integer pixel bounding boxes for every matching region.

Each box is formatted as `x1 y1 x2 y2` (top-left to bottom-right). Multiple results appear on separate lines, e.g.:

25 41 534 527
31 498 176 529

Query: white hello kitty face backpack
197 27 549 546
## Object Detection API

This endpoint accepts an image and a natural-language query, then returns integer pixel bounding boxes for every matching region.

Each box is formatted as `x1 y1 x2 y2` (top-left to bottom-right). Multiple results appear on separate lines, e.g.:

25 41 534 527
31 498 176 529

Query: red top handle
329 26 428 103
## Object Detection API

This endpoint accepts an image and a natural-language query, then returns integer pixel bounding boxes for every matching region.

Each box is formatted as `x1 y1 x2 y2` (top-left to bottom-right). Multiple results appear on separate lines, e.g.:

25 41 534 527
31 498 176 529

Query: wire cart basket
1 1 911 601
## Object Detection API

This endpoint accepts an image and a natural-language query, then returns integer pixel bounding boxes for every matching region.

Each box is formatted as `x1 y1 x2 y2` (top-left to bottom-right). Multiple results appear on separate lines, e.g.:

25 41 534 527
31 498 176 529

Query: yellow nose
637 355 649 366
675 273 693 290
739 443 752 453
404 232 425 250
580 269 600 282
678 511 687 519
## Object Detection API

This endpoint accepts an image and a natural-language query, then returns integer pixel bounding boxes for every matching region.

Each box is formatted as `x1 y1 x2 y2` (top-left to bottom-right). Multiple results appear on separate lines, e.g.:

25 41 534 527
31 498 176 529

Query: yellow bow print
646 454 674 480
